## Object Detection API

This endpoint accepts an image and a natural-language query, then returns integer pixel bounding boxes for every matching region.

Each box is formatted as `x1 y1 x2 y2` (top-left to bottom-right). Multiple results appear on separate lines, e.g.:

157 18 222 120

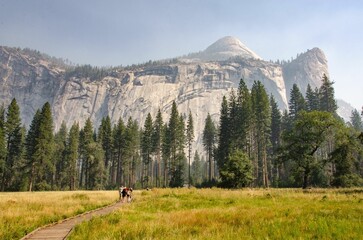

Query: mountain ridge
0 37 342 154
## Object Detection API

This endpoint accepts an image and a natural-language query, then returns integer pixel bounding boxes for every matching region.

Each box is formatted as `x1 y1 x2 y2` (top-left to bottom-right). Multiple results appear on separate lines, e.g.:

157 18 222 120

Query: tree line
0 74 362 191
0 99 209 191
214 75 363 188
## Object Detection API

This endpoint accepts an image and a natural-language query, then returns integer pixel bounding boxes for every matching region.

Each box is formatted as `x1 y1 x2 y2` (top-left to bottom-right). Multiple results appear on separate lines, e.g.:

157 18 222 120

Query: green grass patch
68 188 363 240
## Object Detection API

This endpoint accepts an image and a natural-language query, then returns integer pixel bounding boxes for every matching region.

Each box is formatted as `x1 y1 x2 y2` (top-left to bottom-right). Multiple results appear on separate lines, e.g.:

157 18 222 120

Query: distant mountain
182 36 261 61
0 37 336 154
337 99 355 123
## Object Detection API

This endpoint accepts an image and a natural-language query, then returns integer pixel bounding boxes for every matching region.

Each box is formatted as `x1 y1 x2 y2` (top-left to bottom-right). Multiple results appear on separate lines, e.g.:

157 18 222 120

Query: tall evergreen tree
217 96 230 171
81 118 105 189
270 95 282 152
113 117 125 186
168 101 185 187
191 151 202 186
26 110 41 191
186 111 194 187
162 123 171 187
67 122 79 190
289 84 306 120
270 95 282 186
170 114 186 187
319 74 337 114
141 113 153 188
251 81 271 187
35 102 54 190
203 113 216 181
236 79 252 152
26 103 54 191
54 122 67 189
228 90 239 150
80 118 94 189
151 109 163 187
305 84 320 112
124 117 140 188
98 116 113 185
2 99 23 191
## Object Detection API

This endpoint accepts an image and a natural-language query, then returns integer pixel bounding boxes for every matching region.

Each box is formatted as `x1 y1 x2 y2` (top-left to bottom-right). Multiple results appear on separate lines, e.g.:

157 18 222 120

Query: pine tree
98 116 113 185
175 114 186 187
124 117 139 188
35 102 54 190
67 122 79 190
113 117 125 186
203 113 216 182
80 118 106 189
141 113 153 188
228 89 239 150
191 151 202 186
26 110 41 191
305 84 320 112
319 74 337 114
168 101 181 186
251 81 271 187
289 84 306 120
270 95 282 186
270 95 282 152
151 109 163 187
186 111 194 187
236 79 252 151
217 96 230 171
54 122 67 189
80 118 94 189
2 99 23 191
162 123 171 187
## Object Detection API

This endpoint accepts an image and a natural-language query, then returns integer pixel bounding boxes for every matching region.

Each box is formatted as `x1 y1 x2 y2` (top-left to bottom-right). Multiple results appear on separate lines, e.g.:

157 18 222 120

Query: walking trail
21 200 124 240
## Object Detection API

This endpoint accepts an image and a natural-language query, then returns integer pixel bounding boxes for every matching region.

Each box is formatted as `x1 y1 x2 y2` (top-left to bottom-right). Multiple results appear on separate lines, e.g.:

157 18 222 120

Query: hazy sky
0 0 362 109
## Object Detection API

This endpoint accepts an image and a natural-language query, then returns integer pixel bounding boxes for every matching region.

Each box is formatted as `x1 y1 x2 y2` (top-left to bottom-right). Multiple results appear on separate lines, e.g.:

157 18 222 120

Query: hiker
119 186 124 201
120 187 133 202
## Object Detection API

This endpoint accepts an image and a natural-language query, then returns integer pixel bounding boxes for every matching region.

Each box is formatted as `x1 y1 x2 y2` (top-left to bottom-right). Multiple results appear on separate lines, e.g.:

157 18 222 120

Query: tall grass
69 188 363 240
0 191 118 240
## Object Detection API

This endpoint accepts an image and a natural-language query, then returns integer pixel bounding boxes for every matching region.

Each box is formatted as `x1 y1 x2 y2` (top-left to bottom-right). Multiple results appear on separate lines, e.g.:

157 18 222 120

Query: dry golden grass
69 188 363 240
0 190 118 240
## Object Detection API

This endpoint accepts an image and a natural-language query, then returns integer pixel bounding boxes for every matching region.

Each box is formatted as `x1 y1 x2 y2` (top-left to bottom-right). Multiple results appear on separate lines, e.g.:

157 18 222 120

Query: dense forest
0 75 362 191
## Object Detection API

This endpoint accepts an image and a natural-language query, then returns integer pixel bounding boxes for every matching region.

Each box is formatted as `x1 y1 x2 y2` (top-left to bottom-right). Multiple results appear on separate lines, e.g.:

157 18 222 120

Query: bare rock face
184 36 262 61
283 48 329 95
0 37 330 153
0 46 63 125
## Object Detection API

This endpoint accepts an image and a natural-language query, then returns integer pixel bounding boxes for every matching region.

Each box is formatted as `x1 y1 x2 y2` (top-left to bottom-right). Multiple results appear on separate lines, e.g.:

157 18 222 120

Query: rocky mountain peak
283 47 329 96
182 36 261 62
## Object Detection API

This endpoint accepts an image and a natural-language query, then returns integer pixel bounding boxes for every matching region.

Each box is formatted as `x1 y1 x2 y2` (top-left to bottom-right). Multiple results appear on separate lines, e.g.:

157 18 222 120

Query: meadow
0 191 118 239
68 188 363 240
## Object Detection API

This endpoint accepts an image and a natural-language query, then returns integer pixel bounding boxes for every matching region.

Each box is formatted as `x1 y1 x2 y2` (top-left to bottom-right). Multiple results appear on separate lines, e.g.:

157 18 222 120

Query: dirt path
21 200 124 240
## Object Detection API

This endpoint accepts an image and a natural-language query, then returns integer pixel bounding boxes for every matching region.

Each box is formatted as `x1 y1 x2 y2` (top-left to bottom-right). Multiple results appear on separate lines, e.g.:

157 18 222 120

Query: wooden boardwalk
21 200 124 240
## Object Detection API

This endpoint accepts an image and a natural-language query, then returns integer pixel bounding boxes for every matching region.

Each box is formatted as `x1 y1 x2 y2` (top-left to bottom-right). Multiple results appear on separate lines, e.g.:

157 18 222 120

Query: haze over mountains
0 36 354 150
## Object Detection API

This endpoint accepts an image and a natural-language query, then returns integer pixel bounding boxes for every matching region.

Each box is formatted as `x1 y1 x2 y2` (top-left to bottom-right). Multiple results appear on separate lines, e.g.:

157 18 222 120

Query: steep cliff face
0 46 63 125
0 37 331 153
283 48 329 95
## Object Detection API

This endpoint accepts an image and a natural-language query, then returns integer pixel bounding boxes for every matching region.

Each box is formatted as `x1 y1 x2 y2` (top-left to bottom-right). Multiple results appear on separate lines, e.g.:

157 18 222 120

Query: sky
0 0 362 109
